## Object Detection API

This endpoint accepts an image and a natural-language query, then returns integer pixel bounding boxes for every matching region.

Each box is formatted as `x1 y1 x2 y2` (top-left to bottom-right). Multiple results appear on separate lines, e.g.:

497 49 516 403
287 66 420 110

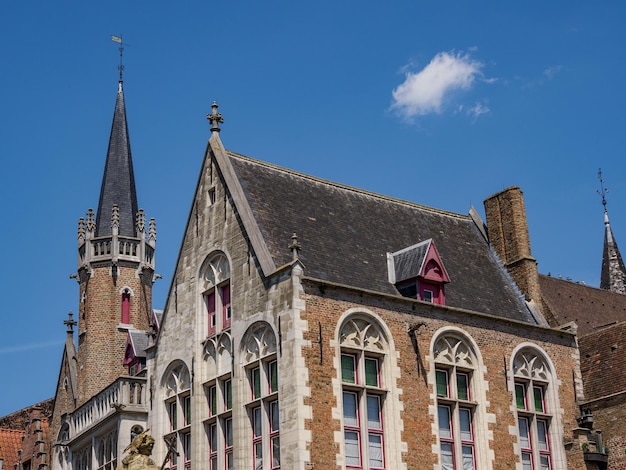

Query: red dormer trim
419 241 450 283
123 335 135 366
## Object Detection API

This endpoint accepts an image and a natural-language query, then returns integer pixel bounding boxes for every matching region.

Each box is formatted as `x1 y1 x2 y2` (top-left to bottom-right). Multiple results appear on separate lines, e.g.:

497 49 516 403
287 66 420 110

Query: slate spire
95 80 139 237
600 210 626 294
598 169 626 294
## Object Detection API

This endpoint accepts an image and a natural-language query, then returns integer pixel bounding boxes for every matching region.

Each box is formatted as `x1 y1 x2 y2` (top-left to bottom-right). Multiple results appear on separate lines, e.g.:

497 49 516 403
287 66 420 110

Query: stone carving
340 318 384 351
434 336 474 368
513 350 549 381
117 431 159 470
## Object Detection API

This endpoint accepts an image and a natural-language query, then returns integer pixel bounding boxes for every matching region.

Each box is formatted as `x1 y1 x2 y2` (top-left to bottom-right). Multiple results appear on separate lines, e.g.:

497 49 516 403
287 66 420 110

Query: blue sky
1 1 625 416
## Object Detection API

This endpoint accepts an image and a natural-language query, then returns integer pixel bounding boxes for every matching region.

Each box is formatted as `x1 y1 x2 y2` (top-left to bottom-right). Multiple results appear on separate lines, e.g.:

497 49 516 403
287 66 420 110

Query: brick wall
300 280 586 469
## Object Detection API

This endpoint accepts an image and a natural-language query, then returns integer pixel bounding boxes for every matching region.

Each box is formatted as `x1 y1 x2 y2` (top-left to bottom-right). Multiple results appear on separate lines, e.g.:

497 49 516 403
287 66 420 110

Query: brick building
485 186 626 470
142 105 592 470
5 73 619 469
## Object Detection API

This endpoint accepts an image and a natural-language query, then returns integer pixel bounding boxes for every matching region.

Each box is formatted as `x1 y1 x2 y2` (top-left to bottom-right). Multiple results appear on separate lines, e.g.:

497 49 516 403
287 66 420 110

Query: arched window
433 334 478 470
242 323 279 470
130 425 144 443
200 253 231 336
164 363 192 470
97 430 117 470
339 316 387 469
120 287 133 324
204 333 234 470
55 424 70 470
74 447 91 470
512 348 555 470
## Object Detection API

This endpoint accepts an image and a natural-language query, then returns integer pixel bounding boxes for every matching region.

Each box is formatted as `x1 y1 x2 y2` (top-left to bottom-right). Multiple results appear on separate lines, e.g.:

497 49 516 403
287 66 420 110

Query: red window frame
206 292 216 336
252 406 263 470
208 422 218 470
221 283 231 329
269 400 280 469
224 417 233 470
121 291 131 324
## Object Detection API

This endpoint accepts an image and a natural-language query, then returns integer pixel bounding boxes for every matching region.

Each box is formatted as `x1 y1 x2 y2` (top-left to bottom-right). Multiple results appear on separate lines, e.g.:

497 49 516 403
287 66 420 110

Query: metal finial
207 101 224 133
64 312 77 335
112 35 125 82
597 168 609 212
288 232 302 261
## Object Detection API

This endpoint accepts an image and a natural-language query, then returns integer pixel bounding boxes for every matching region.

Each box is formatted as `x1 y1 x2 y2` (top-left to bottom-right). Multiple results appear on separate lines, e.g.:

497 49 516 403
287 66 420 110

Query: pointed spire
95 80 139 237
598 169 626 294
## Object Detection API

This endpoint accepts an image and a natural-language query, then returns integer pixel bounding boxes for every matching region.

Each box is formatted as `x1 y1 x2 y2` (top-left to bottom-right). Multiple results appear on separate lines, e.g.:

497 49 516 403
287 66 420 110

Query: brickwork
484 187 543 307
583 393 626 470
76 262 152 406
300 280 586 469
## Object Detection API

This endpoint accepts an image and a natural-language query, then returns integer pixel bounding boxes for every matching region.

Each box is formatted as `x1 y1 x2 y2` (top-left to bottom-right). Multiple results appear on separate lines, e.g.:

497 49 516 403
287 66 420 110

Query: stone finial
136 209 146 234
78 218 86 242
86 209 96 232
288 232 302 261
64 312 77 335
112 204 120 230
207 101 224 133
149 218 156 243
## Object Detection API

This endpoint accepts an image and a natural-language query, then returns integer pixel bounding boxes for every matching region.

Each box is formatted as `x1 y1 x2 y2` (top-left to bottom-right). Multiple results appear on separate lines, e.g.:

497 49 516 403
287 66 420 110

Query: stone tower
74 78 156 406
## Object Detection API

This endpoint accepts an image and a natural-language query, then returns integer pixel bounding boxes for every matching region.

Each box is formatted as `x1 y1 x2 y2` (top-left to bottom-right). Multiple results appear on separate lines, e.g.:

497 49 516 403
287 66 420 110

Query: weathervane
597 168 609 212
112 35 125 82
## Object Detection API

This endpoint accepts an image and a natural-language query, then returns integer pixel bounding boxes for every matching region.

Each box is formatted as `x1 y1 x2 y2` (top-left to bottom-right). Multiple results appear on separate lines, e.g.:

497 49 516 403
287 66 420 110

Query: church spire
598 169 626 294
95 77 139 237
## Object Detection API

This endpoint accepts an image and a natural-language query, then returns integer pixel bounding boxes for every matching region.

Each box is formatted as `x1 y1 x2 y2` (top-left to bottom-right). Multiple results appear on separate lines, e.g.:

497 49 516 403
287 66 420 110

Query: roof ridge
226 150 469 220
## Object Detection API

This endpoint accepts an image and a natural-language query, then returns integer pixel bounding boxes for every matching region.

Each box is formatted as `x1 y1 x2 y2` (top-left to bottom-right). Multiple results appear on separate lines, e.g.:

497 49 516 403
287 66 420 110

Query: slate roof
95 81 139 237
227 152 534 323
128 329 149 358
539 274 626 337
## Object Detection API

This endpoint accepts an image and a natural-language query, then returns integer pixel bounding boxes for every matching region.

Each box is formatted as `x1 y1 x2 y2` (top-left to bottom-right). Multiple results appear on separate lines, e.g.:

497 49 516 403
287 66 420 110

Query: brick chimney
484 186 542 306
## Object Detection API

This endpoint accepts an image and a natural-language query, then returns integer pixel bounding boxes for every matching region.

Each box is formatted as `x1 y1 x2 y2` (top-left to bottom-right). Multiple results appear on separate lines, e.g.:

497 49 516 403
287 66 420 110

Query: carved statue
117 431 160 470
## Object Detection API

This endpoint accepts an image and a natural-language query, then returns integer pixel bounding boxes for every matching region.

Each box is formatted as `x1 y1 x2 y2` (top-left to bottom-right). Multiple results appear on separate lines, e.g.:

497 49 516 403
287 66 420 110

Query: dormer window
387 239 450 305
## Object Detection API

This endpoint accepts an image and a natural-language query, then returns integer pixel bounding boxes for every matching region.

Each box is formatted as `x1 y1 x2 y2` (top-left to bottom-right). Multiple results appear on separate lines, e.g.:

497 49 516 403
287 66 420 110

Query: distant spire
598 169 626 294
95 55 139 237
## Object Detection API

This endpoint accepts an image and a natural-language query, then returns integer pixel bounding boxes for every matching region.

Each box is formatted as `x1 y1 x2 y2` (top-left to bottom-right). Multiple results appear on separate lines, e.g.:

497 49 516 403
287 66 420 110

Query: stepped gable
540 274 626 336
227 151 533 323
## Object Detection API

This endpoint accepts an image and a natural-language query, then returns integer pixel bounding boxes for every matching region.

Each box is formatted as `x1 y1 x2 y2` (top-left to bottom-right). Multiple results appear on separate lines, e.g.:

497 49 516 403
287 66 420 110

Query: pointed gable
388 239 450 284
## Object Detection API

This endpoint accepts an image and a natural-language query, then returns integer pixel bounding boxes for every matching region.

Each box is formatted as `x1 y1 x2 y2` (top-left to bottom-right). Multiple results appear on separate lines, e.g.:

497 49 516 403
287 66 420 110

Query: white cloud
391 51 484 118
543 65 562 79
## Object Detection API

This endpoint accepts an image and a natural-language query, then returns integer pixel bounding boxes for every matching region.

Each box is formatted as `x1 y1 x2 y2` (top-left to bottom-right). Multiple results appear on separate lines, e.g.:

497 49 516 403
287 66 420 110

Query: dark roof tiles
228 152 534 323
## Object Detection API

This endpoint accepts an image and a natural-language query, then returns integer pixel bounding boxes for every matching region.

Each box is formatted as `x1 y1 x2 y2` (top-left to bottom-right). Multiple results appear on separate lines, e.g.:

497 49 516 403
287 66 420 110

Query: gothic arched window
200 253 232 337
339 315 388 469
204 332 234 470
242 323 279 470
512 348 555 470
164 363 191 470
433 334 478 470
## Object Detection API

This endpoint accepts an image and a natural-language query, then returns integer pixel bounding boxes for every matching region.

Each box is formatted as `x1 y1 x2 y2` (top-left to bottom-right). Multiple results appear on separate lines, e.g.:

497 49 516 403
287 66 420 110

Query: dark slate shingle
228 152 534 324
